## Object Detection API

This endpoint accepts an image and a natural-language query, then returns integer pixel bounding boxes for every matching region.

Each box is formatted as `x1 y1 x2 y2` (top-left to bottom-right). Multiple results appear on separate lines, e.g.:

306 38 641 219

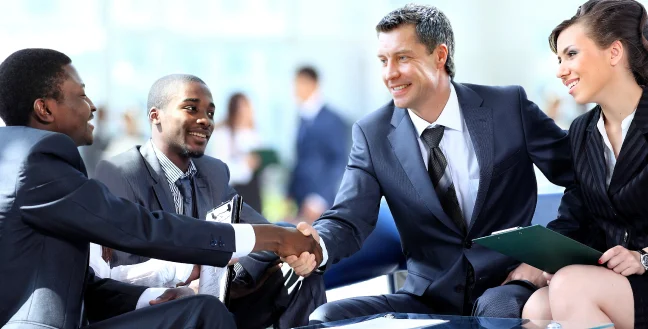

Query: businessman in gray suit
0 48 322 329
94 74 326 329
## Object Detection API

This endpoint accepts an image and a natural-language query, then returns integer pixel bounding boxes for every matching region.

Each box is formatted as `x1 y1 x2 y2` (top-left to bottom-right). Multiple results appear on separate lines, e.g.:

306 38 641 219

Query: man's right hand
282 222 320 277
252 224 322 270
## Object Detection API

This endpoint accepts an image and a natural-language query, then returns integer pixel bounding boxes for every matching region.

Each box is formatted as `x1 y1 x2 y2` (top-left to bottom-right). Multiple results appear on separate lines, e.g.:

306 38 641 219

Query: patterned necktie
421 126 467 233
175 176 194 216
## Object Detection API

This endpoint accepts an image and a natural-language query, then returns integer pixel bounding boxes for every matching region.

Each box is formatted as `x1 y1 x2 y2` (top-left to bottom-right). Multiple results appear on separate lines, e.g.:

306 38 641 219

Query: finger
599 245 623 264
542 272 554 280
612 258 635 274
282 255 298 263
606 254 624 269
285 253 309 269
621 266 639 277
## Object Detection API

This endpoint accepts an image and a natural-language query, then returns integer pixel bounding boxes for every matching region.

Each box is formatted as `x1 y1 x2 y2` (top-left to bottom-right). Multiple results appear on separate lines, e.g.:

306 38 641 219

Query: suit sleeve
84 267 147 323
312 122 382 268
19 134 236 267
517 86 574 187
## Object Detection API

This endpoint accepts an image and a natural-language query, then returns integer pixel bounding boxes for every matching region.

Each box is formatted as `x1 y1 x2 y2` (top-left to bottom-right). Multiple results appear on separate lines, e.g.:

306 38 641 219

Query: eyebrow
377 49 414 58
560 45 575 55
182 98 215 109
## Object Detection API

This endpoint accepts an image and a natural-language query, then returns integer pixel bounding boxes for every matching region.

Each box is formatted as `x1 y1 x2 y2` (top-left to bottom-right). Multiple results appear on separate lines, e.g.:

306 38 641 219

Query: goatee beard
180 147 204 158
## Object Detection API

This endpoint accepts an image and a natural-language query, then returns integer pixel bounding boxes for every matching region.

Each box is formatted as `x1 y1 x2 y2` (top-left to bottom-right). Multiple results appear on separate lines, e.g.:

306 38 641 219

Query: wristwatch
639 249 648 273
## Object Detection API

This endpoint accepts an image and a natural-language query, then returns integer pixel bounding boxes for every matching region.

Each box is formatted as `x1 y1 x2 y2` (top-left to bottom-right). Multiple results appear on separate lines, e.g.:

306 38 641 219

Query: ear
609 40 624 66
434 44 449 71
149 107 161 125
32 98 54 124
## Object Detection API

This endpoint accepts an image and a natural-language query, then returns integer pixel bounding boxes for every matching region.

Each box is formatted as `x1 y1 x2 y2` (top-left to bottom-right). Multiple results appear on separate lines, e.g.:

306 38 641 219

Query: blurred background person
102 109 148 159
79 106 111 178
287 66 350 224
207 92 263 212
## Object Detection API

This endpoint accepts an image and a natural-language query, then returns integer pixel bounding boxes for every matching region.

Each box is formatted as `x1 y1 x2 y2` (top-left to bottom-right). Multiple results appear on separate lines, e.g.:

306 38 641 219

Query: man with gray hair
94 74 326 328
283 3 577 322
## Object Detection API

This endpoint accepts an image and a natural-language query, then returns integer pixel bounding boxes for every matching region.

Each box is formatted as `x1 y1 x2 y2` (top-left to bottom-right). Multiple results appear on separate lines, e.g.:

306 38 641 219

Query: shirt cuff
319 237 329 267
232 223 255 259
135 288 168 309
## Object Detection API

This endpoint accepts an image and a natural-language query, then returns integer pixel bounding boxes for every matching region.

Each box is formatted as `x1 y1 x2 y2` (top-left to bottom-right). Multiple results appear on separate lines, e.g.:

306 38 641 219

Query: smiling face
151 81 215 158
555 23 618 104
377 24 447 112
47 65 96 146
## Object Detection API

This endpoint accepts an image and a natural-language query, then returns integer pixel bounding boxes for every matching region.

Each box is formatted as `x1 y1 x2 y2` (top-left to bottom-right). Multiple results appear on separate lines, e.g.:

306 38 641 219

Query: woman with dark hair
207 92 262 211
522 0 648 327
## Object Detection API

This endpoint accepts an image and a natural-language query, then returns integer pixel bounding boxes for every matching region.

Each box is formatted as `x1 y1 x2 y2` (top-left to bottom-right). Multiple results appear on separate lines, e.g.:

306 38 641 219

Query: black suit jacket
548 88 648 251
94 140 276 283
313 82 575 314
0 128 236 329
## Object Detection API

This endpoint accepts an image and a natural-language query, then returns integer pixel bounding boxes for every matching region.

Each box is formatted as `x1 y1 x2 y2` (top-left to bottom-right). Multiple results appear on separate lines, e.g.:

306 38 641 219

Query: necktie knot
421 126 445 149
175 177 193 203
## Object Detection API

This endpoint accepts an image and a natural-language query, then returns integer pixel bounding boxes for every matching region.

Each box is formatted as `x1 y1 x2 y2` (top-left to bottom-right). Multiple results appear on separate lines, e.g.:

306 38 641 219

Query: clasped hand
280 222 322 277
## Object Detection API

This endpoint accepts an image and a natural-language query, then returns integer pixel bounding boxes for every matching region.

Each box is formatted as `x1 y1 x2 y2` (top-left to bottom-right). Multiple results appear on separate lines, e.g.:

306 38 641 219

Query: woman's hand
543 272 554 285
599 245 646 276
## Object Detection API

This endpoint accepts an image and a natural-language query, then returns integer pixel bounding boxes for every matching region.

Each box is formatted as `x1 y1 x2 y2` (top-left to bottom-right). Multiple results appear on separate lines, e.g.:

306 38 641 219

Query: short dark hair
376 4 456 78
0 48 71 126
549 0 648 85
147 74 207 111
296 66 319 83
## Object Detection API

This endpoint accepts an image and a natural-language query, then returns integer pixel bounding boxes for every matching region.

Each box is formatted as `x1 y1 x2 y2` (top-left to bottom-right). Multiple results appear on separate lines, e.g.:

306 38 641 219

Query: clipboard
203 194 243 308
473 225 602 274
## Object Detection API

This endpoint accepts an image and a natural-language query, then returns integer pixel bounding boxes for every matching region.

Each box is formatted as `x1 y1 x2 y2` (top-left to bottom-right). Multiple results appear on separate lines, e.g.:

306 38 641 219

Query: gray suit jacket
94 140 275 283
0 127 236 329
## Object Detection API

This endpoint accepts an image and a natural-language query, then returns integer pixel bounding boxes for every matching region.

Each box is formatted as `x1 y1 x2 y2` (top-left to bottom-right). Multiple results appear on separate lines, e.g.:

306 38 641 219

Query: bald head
147 74 207 111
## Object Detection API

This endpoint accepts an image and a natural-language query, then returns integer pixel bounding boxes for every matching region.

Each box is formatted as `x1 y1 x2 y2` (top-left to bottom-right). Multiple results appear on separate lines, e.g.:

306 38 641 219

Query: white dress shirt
407 83 480 225
596 109 636 187
319 83 479 267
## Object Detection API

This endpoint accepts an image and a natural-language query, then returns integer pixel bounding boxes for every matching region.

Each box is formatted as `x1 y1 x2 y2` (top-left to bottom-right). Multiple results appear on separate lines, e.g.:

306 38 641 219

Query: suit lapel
608 88 648 195
584 107 613 205
387 103 461 235
193 160 213 220
453 82 492 229
139 140 176 213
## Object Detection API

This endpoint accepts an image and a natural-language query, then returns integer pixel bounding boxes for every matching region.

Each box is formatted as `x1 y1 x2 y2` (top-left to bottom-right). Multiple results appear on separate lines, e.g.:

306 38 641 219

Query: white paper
330 318 447 329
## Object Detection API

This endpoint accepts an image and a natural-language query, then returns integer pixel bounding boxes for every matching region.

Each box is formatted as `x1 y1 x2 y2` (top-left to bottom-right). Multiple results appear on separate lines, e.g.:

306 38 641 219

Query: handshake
251 222 322 277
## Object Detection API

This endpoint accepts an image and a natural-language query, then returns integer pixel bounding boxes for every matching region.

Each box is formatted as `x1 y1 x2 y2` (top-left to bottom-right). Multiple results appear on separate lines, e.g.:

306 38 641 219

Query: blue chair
323 201 405 290
531 193 562 227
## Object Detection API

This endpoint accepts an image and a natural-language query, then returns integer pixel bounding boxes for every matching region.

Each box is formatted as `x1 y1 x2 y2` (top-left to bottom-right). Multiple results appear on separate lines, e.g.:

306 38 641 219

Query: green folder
473 225 602 274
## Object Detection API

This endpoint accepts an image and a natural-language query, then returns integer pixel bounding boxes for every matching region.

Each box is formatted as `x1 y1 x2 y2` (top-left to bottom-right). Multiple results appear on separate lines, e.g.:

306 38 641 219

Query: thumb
296 222 320 242
149 290 173 306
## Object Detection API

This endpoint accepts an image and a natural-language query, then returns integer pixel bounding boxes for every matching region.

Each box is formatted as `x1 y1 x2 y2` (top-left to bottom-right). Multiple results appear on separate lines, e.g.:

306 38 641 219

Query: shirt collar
151 140 198 184
408 82 463 138
299 90 324 121
596 109 637 138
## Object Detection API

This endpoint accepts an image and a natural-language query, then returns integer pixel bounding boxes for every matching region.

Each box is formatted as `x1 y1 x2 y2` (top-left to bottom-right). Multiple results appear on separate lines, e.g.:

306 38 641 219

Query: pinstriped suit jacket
548 88 648 251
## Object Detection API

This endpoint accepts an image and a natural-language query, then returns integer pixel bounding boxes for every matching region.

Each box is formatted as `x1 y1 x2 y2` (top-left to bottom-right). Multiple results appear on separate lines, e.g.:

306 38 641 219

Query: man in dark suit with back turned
0 48 321 329
94 74 326 329
284 4 577 322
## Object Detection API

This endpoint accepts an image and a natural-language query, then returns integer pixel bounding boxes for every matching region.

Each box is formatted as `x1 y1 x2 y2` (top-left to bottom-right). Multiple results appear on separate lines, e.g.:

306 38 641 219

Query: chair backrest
531 193 563 227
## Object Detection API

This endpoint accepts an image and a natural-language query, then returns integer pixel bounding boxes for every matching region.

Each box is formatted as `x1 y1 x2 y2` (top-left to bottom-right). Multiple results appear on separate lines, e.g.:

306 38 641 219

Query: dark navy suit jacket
0 128 236 329
313 82 575 314
288 105 349 208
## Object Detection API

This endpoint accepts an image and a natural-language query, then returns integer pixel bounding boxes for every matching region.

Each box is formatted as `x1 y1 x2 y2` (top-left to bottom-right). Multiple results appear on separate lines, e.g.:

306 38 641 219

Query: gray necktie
175 176 194 216
421 126 467 233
